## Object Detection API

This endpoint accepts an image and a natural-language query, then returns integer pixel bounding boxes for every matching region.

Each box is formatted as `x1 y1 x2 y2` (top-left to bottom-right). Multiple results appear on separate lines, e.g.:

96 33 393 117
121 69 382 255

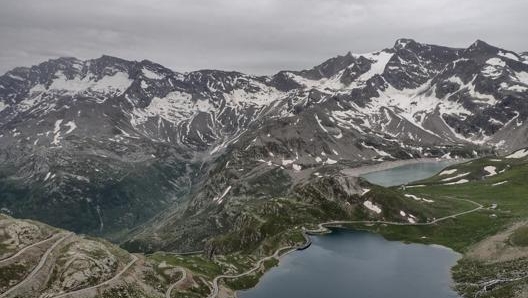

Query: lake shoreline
227 159 470 298
237 229 462 298
342 157 465 177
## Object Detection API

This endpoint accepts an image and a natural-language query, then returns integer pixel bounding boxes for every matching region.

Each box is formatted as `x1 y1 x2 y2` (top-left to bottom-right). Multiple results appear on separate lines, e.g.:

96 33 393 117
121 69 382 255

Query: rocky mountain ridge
0 38 527 252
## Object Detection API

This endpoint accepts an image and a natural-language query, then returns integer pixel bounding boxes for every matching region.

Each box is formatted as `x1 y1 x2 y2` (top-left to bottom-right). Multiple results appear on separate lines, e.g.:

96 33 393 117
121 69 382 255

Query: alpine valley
1 39 528 298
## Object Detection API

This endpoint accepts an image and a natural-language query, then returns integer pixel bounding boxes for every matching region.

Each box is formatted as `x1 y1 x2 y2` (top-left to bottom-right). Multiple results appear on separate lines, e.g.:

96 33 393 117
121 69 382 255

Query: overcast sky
1 0 527 75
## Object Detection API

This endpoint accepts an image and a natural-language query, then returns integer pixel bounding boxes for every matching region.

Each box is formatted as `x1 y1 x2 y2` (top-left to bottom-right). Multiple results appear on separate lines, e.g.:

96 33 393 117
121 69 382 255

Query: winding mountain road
207 245 294 298
0 234 58 265
306 197 483 233
207 197 483 298
165 267 187 298
0 233 72 298
52 254 139 298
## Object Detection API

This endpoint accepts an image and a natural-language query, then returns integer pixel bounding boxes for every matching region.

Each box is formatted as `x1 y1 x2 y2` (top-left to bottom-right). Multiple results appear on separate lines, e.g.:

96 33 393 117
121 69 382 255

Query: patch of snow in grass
404 194 421 201
404 194 434 203
444 179 469 185
483 166 497 177
406 185 426 188
363 201 382 214
439 169 457 176
492 181 508 186
441 172 470 182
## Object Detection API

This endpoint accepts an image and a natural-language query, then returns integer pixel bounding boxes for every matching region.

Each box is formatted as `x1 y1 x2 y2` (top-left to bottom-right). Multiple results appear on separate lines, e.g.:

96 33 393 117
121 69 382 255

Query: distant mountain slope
0 39 526 249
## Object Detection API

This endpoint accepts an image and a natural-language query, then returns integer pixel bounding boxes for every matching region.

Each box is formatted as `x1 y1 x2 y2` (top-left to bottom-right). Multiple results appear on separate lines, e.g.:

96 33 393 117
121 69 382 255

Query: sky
1 0 527 75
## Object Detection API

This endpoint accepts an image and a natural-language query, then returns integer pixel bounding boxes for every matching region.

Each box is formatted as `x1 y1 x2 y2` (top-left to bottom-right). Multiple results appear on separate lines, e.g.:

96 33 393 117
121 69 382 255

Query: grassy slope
348 155 528 297
5 155 528 298
146 163 503 296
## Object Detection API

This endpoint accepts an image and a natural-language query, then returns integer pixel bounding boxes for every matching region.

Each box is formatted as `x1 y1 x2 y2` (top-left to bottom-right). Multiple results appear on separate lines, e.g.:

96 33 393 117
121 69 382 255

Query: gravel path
52 254 139 298
0 233 72 298
0 234 58 265
165 267 187 298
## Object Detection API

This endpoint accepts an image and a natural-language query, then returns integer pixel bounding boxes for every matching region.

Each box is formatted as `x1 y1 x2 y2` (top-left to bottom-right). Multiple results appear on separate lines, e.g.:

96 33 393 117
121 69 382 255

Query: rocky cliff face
0 39 526 250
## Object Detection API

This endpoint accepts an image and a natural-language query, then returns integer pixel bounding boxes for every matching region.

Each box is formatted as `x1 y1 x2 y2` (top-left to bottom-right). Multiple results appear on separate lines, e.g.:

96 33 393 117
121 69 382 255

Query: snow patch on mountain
325 158 338 165
514 71 528 84
355 51 394 83
48 71 132 96
65 121 77 134
286 72 344 91
482 58 506 78
501 82 527 92
223 81 284 106
8 74 24 81
314 114 329 133
142 68 164 80
360 142 393 158
213 186 232 204
51 119 63 146
506 149 528 159
357 82 472 140
132 91 195 125
498 51 521 62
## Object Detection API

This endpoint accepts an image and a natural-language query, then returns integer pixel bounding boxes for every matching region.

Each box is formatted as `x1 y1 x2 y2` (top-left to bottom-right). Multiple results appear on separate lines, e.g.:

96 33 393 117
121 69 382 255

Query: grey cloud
0 0 527 75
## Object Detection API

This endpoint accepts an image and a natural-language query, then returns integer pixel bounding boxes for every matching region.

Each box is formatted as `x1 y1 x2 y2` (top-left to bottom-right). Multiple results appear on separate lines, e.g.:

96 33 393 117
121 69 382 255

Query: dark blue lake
238 229 460 298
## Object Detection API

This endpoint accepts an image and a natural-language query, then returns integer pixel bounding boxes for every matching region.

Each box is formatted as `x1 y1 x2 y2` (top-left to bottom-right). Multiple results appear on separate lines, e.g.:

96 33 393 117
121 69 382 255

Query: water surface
360 160 455 187
238 229 460 298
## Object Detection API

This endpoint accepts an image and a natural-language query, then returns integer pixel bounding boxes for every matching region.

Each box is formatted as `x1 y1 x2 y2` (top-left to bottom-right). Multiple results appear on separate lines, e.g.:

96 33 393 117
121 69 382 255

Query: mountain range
0 38 527 253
